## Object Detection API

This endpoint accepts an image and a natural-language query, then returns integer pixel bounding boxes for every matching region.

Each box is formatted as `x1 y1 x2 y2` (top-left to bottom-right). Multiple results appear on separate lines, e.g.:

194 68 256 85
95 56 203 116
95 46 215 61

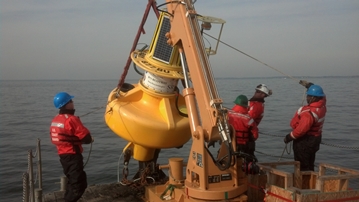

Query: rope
255 150 293 160
75 104 106 168
79 105 106 117
321 141 359 150
117 152 124 183
278 143 292 162
259 131 283 138
247 181 295 202
203 32 299 82
83 142 92 168
160 184 176 200
259 132 359 150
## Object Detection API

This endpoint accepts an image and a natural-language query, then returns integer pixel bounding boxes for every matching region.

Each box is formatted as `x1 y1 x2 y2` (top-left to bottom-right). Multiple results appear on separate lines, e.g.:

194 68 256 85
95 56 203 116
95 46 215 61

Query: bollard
35 188 42 202
60 176 68 191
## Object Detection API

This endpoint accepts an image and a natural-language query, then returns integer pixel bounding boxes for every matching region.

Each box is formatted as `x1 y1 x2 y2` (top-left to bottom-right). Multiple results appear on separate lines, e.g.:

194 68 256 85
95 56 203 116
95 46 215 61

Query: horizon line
0 75 358 81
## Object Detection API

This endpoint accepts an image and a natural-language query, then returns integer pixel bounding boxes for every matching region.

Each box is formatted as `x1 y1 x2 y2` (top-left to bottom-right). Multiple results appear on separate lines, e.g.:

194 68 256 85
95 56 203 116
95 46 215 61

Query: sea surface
1 77 359 201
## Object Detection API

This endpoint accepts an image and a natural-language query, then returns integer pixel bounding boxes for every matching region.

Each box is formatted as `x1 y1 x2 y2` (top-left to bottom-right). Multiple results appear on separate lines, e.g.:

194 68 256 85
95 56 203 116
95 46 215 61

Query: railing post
23 172 29 202
60 176 68 191
37 139 42 190
28 150 35 202
35 188 42 202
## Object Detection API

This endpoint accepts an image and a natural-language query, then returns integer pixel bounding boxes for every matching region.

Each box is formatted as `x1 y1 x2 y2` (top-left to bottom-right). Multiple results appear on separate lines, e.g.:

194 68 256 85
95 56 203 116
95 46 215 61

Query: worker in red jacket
284 85 326 171
228 95 258 159
50 92 93 202
248 84 272 126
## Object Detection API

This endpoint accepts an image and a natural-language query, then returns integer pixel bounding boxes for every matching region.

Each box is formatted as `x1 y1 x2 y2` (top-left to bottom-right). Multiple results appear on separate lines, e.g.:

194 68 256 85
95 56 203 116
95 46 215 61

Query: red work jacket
289 98 326 139
228 105 259 145
50 114 90 155
248 99 265 126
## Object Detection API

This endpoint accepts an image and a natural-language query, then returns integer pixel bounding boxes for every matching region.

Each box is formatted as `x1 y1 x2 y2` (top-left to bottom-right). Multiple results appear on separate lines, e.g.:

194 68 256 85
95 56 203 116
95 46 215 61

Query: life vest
229 105 258 145
290 99 326 137
248 100 265 126
50 114 82 146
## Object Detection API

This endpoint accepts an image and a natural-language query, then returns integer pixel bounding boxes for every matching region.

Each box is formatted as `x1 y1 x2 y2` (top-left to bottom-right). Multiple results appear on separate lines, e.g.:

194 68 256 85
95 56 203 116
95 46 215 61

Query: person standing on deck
248 84 272 126
228 95 259 160
50 92 94 202
283 85 326 171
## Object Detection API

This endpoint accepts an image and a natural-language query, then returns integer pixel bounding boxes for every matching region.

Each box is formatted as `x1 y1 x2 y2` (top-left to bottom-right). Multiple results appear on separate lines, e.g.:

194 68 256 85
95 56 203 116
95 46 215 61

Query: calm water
1 77 359 201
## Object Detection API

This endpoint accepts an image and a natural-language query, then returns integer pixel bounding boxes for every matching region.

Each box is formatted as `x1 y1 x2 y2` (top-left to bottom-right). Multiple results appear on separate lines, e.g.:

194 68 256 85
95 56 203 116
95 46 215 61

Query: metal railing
23 139 43 202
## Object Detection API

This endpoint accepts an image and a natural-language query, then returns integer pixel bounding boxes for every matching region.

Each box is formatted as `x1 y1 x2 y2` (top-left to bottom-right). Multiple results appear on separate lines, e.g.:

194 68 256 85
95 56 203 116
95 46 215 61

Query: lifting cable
204 32 311 105
203 32 300 83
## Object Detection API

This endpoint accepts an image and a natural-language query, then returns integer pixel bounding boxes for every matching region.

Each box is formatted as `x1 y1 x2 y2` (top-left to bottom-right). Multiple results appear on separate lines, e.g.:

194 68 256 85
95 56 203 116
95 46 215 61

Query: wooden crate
247 174 267 202
256 161 359 202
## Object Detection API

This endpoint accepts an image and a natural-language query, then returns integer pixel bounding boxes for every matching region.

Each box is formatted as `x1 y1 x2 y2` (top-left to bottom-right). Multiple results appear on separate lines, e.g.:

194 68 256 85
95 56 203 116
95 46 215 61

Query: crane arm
165 0 230 144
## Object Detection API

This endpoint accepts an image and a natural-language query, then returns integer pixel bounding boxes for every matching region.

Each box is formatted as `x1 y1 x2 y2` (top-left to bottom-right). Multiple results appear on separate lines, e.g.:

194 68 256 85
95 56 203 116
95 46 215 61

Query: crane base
145 184 248 202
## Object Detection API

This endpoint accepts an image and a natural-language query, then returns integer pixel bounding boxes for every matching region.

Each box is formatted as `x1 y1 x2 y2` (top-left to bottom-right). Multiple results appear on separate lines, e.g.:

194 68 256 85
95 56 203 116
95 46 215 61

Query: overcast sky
1 0 359 80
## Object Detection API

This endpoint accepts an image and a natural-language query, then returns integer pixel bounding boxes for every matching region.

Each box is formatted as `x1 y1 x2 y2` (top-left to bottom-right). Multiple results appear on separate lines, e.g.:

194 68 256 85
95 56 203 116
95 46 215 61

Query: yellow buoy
105 81 191 161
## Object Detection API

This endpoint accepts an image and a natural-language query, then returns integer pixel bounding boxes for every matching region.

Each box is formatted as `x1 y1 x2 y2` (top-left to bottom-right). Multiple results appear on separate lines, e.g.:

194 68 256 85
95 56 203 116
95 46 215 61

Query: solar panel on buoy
153 15 173 64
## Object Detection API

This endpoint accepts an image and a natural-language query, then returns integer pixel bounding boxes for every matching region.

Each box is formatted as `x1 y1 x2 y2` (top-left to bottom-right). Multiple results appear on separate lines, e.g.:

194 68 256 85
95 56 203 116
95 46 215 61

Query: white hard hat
255 84 272 96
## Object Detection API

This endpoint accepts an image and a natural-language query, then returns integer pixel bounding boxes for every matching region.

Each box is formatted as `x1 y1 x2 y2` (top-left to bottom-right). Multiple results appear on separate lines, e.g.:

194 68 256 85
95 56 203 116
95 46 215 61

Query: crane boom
145 1 248 201
166 1 224 141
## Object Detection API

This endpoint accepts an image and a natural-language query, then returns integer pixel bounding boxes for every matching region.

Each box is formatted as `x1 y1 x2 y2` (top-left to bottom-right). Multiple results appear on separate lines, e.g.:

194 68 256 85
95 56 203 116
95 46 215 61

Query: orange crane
105 0 253 201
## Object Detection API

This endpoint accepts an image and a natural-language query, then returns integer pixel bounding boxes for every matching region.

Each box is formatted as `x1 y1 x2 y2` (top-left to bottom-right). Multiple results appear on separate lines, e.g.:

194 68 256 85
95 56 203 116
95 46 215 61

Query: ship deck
43 183 144 202
42 161 359 202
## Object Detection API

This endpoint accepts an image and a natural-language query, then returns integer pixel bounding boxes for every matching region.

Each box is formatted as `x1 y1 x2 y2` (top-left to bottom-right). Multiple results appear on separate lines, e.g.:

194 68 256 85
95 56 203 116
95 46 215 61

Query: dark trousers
293 135 321 171
237 141 256 162
60 153 87 202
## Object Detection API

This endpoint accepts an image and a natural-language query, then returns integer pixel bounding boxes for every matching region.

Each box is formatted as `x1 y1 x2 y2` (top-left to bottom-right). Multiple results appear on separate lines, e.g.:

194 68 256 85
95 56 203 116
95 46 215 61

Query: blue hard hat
53 92 74 109
307 85 325 97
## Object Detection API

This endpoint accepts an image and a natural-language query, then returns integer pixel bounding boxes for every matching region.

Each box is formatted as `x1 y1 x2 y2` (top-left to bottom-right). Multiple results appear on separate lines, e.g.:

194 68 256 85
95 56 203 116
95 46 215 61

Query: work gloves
283 133 294 144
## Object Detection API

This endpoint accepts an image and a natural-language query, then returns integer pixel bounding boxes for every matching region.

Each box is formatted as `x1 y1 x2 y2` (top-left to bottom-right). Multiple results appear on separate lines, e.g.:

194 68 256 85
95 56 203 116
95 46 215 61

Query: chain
140 166 152 185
